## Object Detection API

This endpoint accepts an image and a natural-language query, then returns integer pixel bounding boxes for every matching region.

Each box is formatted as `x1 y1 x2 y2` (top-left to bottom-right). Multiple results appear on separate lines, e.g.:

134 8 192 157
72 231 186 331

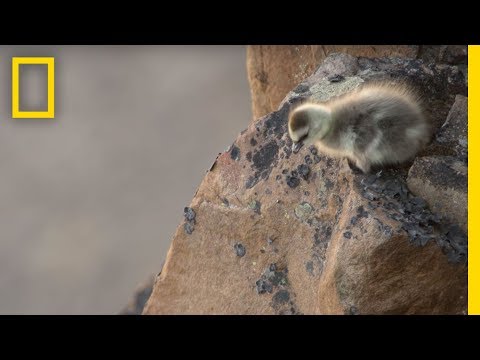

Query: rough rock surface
418 45 468 66
247 45 467 119
143 54 467 315
435 95 468 161
407 157 467 233
407 93 467 233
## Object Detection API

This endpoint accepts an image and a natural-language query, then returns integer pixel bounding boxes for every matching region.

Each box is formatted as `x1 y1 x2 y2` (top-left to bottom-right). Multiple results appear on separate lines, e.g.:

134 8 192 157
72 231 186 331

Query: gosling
288 82 431 173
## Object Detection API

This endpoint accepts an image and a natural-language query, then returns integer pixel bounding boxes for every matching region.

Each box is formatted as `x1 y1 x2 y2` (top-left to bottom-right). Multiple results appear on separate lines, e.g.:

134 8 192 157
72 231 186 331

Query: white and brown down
288 82 431 173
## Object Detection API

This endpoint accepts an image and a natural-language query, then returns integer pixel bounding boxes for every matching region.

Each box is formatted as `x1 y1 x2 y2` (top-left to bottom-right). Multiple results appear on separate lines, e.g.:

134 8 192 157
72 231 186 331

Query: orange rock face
246 45 420 119
143 54 467 315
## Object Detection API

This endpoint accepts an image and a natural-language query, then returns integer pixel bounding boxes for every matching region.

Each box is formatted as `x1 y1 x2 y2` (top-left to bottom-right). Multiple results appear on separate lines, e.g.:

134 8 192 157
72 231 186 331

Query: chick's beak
292 140 304 153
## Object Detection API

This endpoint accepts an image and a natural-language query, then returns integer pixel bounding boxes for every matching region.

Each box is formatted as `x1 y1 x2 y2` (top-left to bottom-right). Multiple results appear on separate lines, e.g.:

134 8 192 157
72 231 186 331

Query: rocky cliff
246 45 467 119
142 50 468 315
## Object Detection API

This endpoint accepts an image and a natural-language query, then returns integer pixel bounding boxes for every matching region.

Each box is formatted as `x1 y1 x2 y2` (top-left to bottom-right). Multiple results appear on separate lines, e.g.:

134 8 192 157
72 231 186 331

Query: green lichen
295 202 313 220
248 200 261 214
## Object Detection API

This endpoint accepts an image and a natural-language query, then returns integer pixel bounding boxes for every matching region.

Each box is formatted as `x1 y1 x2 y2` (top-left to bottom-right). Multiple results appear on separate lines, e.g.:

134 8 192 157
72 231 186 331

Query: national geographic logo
11 57 55 119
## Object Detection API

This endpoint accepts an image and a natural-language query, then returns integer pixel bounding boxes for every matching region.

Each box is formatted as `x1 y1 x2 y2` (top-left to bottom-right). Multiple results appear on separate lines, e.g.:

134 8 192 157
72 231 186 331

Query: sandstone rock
408 95 469 231
407 156 467 233
247 45 420 119
143 54 467 315
247 45 468 121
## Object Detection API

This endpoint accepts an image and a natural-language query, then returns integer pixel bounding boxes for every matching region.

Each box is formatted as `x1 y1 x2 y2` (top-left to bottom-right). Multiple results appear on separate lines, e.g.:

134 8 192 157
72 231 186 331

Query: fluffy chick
288 82 431 173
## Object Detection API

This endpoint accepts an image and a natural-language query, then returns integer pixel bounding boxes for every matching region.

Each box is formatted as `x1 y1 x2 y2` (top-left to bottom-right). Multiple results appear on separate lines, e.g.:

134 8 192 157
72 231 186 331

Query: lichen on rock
143 51 467 315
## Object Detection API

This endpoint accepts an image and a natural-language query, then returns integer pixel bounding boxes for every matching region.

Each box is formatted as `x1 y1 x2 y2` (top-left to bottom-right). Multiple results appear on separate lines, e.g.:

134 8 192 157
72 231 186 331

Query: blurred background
0 46 251 314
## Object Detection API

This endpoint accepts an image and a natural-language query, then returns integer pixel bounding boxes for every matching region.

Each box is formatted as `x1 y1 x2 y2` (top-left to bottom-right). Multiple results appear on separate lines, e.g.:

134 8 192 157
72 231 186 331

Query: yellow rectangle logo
12 57 55 119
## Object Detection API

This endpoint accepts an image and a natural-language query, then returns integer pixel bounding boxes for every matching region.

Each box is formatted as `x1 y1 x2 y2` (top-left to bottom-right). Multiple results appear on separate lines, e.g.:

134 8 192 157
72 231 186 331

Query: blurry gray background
0 46 251 314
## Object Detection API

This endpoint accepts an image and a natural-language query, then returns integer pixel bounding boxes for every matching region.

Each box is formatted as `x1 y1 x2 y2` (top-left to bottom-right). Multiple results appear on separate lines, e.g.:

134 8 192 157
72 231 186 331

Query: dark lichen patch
285 162 312 188
266 264 288 286
309 146 318 155
230 145 240 161
368 201 379 210
272 290 290 305
283 146 292 159
306 216 321 228
325 179 334 190
305 261 314 275
222 198 230 207
255 264 299 315
314 155 321 164
357 206 369 219
247 141 280 187
304 155 313 165
250 138 258 146
234 243 246 257
272 292 300 315
373 218 393 237
314 225 332 246
264 103 289 139
256 70 268 84
184 222 194 235
343 231 352 239
256 279 273 294
184 207 196 222
252 142 279 171
255 263 290 296
355 169 467 263
295 83 310 93
260 172 269 181
286 175 300 188
183 207 196 235
410 157 467 192
246 152 252 162
245 176 259 189
297 164 311 180
440 224 468 263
